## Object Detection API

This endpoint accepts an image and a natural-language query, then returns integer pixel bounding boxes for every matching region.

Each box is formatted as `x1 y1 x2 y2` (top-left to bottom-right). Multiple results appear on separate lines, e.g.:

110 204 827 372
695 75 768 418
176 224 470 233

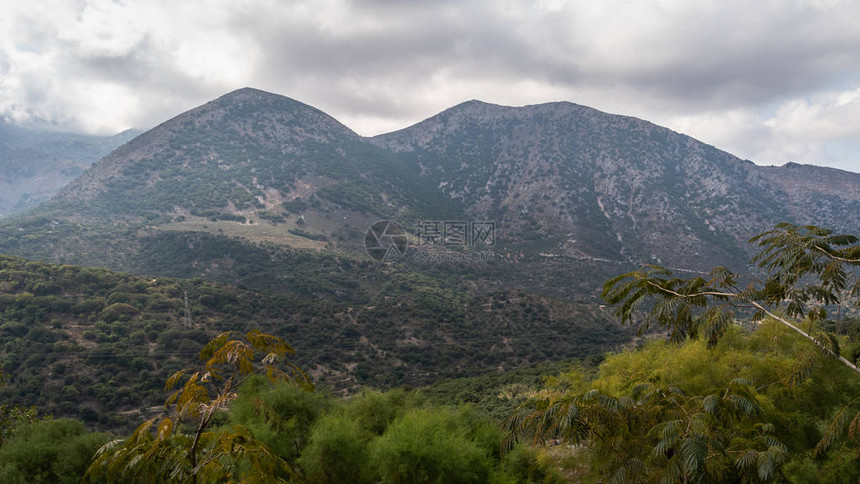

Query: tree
298 412 371 484
602 223 860 454
85 329 312 483
505 223 860 481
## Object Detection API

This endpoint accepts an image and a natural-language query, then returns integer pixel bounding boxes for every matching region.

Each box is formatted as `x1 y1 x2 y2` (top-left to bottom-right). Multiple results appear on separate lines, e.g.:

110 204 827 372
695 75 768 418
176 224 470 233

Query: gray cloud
1 0 859 172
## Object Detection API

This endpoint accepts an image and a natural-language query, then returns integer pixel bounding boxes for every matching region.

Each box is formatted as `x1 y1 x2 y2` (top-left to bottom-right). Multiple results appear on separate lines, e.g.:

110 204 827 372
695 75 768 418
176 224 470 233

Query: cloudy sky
2 0 860 172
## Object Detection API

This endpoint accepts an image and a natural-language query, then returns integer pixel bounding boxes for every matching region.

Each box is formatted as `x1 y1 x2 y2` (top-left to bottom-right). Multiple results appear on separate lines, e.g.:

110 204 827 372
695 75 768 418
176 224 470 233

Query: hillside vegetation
0 254 627 430
508 321 860 482
3 88 860 481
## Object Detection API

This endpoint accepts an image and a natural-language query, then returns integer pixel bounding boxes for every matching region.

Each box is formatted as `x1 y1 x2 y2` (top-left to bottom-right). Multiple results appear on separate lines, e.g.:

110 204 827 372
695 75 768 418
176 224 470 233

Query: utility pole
184 289 192 326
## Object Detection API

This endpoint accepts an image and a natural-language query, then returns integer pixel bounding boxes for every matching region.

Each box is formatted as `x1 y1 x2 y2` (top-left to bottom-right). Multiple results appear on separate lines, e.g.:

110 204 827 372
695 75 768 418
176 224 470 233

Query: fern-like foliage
603 224 859 347
602 264 741 347
506 379 787 482
85 329 311 483
750 223 860 311
601 223 860 462
813 395 860 457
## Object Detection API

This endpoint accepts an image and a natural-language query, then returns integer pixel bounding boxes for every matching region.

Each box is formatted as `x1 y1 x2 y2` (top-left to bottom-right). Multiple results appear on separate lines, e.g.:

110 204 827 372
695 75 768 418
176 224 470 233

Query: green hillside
0 254 628 431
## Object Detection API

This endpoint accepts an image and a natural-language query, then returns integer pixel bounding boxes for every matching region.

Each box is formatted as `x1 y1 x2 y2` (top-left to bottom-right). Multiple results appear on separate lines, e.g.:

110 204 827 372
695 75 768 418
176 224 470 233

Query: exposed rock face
758 162 860 231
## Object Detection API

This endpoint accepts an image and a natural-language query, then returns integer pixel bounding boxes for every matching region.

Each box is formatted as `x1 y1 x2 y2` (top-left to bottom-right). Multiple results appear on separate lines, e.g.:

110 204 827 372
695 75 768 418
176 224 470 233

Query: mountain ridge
370 96 804 268
3 87 859 286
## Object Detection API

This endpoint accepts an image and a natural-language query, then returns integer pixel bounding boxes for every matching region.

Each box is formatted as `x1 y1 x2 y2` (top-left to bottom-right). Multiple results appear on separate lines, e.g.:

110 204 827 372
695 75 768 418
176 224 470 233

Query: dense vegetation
0 331 566 483
1 228 860 481
0 253 627 431
508 321 860 482
3 317 860 482
505 223 860 482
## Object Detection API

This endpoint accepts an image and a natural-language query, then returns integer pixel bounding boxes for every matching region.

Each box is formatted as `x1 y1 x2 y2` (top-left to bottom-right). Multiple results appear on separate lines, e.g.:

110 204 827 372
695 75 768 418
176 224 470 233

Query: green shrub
299 413 372 483
370 408 492 484
0 419 110 484
100 303 139 323
229 379 330 462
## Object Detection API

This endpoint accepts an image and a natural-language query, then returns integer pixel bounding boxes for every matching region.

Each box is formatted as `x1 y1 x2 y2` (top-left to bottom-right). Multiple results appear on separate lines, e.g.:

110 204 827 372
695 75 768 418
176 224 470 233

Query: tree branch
747 301 860 376
644 281 735 299
641 278 860 376
814 245 860 264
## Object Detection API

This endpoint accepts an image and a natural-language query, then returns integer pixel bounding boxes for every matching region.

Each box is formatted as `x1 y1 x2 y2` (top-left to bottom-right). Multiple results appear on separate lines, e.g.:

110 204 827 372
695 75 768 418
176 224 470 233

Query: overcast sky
2 0 860 172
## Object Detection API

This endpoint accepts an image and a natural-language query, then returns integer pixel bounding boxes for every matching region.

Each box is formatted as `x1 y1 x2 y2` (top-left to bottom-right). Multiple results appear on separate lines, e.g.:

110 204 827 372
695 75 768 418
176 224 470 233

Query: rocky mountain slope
0 121 138 217
52 88 456 225
2 87 859 290
758 162 860 232
372 100 860 269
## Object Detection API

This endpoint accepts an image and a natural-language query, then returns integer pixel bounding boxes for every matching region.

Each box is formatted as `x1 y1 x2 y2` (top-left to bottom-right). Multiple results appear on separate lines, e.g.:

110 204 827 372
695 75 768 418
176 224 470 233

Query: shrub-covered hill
0 254 628 431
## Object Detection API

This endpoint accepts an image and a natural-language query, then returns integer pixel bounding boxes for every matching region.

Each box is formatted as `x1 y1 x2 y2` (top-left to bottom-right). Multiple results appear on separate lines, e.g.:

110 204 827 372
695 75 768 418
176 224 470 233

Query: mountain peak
212 87 292 104
53 87 360 204
204 87 332 117
454 99 496 108
226 86 269 95
444 98 590 114
372 97 640 155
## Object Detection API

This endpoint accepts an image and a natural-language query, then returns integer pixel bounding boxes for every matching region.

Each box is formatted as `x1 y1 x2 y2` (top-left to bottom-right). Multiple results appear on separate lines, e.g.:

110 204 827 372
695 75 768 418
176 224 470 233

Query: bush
341 389 418 436
370 408 492 484
0 419 110 484
299 413 372 483
229 379 330 462
100 303 139 323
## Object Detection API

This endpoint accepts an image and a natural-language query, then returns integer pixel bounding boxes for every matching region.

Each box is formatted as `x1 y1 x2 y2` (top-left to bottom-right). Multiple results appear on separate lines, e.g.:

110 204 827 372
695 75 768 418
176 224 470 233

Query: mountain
0 121 138 217
0 88 462 271
5 89 858 277
372 100 860 269
758 162 860 232
52 87 456 223
1 87 858 298
2 87 859 426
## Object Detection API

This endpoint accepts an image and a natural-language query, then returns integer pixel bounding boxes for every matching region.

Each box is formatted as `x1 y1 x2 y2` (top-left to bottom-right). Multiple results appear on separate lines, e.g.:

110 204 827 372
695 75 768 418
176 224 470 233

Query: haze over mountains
0 121 138 217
